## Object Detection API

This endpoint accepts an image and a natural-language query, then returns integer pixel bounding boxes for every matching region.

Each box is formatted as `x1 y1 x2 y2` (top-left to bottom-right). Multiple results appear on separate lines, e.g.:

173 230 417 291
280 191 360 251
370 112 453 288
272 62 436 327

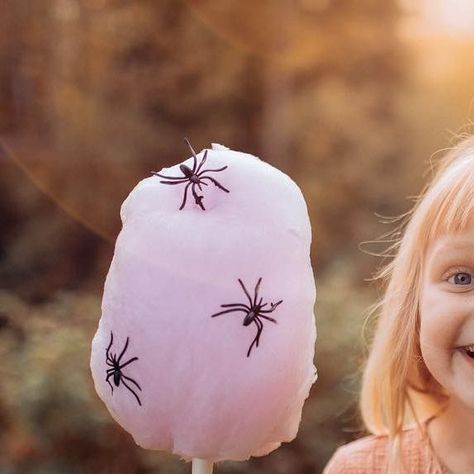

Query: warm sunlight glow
401 0 474 38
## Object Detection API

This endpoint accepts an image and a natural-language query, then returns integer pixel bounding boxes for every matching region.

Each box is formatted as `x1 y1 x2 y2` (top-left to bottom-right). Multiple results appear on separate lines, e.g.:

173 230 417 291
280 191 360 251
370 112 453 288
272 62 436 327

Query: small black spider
105 331 142 406
151 138 230 210
211 278 283 357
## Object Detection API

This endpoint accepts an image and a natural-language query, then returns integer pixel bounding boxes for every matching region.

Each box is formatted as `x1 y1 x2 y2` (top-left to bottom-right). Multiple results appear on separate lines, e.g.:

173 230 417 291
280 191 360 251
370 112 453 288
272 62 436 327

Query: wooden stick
192 458 214 474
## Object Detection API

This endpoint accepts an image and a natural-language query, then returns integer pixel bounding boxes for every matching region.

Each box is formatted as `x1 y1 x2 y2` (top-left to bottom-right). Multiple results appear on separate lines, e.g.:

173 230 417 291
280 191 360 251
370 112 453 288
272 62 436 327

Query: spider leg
255 316 263 347
184 138 199 173
238 279 253 307
118 357 139 370
191 183 202 204
122 374 142 391
220 303 250 310
247 320 263 357
254 317 263 347
195 179 209 192
121 378 142 406
107 352 117 365
260 300 283 313
260 303 268 309
253 278 263 306
196 150 208 174
258 314 277 323
106 372 117 389
199 176 230 193
191 183 205 210
247 335 258 357
106 377 114 394
106 331 113 357
211 308 247 318
151 172 186 180
117 337 130 364
106 368 116 374
159 180 189 185
198 166 228 173
179 182 192 210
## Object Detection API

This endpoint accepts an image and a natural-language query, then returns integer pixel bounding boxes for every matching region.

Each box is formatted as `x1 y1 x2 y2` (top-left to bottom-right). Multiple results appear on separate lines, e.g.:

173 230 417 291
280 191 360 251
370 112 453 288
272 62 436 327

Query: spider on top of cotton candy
151 138 230 211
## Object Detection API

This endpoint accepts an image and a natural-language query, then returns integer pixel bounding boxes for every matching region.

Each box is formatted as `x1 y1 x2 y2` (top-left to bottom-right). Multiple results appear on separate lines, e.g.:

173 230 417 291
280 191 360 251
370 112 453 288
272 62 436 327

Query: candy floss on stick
90 140 317 472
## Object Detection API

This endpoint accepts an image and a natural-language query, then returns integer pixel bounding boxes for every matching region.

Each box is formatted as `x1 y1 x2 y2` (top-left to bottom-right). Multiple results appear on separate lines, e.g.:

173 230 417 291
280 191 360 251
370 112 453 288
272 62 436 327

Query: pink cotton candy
90 143 317 462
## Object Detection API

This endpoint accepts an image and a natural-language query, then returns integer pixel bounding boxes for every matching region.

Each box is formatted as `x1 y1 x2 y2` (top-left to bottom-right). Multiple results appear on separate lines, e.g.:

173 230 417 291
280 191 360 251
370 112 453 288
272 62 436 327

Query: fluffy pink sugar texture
90 144 317 462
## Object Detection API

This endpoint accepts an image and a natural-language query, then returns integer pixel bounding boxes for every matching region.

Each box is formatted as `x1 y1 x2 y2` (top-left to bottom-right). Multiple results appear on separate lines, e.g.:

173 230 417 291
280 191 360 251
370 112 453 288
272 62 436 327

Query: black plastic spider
105 331 142 406
151 138 230 210
211 278 283 357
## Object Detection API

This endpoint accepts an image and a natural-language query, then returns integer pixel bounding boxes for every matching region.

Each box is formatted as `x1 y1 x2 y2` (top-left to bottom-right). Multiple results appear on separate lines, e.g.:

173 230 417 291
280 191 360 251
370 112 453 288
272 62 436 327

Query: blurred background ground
1 0 474 473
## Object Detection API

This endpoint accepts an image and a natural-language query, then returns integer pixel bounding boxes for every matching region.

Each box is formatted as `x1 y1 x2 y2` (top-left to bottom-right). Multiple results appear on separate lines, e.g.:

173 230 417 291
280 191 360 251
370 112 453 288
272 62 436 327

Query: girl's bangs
424 156 474 242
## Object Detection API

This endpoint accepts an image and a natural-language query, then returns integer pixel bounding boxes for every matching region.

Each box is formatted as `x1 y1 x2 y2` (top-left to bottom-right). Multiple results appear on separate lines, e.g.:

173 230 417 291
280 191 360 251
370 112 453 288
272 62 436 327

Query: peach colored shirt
323 420 449 474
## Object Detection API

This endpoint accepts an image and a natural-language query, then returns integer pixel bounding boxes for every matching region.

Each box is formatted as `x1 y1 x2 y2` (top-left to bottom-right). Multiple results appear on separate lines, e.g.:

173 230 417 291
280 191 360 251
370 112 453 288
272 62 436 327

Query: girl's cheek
420 285 463 347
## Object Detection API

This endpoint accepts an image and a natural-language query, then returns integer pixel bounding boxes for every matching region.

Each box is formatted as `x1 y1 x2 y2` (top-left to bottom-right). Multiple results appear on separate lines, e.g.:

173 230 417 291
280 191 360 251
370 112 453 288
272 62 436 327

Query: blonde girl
324 136 474 473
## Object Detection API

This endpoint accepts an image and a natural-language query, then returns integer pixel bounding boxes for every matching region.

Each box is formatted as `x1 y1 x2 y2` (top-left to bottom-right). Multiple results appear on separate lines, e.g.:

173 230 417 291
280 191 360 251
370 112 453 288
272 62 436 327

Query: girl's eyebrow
428 238 474 267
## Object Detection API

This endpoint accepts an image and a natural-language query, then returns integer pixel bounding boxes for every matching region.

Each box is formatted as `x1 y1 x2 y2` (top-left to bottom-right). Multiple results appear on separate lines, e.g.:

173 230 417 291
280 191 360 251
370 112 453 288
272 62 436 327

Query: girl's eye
448 272 472 285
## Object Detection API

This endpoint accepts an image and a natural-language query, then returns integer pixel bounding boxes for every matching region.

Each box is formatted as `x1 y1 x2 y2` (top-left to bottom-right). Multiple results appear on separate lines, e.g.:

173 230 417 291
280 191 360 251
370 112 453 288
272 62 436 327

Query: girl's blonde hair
360 135 474 472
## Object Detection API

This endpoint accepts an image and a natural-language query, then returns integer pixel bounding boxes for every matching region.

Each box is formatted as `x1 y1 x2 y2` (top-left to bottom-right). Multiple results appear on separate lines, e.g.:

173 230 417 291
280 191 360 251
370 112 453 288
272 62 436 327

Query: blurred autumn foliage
1 0 474 472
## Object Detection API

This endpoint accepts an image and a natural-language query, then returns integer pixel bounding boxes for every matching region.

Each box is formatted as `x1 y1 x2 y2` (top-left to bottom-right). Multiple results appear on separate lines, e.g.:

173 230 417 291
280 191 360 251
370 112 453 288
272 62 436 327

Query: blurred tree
0 0 409 299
